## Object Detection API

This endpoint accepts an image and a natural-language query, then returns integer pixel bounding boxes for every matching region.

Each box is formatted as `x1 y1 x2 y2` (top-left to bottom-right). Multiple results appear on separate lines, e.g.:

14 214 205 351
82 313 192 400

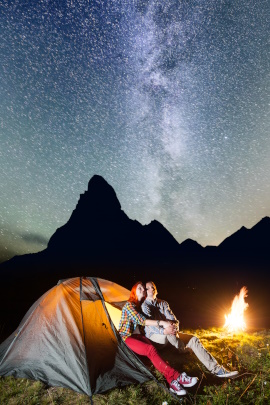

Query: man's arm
160 300 179 330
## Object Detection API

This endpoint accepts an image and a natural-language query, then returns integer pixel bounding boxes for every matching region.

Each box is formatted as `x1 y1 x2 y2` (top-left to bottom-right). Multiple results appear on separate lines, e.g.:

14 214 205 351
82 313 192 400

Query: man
141 281 238 378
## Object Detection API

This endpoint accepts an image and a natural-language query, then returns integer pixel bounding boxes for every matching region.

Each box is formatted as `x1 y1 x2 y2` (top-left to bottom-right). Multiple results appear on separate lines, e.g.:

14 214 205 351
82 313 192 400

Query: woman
119 282 198 396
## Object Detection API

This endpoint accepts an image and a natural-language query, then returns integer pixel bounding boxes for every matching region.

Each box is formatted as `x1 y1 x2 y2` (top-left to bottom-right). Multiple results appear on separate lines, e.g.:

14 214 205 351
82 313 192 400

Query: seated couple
119 281 238 397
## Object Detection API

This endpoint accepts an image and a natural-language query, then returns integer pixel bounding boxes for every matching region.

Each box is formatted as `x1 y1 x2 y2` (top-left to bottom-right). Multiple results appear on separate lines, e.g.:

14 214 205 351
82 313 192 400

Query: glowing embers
224 287 249 332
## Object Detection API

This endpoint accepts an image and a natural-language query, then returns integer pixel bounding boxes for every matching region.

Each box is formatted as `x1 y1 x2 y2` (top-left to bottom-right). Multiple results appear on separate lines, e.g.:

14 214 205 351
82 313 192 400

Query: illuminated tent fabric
0 277 154 396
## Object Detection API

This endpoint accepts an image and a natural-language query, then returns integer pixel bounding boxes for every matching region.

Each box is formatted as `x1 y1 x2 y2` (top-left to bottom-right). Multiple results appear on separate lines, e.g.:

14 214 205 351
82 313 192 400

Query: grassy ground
0 328 269 404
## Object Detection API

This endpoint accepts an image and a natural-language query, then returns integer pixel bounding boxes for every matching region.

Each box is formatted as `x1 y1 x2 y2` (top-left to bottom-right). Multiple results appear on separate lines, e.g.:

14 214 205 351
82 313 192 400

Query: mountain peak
47 175 122 251
255 216 270 228
85 175 121 211
88 174 111 190
218 216 270 254
180 238 203 251
181 238 202 247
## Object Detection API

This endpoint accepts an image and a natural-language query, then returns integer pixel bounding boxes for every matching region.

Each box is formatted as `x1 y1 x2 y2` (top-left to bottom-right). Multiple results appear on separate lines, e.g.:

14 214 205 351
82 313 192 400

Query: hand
170 319 180 332
162 320 174 329
163 324 177 335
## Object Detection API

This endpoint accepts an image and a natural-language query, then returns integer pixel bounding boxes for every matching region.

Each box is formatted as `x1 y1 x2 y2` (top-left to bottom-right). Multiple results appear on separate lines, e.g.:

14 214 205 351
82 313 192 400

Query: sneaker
169 379 187 396
177 372 198 387
216 366 239 378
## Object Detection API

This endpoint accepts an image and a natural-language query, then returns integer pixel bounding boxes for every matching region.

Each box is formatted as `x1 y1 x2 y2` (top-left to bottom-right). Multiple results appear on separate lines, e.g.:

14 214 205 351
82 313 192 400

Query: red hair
128 281 145 308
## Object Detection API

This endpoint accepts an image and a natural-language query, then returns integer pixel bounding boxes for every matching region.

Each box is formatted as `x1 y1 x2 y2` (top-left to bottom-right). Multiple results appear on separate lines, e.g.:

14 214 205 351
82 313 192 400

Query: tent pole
80 276 92 398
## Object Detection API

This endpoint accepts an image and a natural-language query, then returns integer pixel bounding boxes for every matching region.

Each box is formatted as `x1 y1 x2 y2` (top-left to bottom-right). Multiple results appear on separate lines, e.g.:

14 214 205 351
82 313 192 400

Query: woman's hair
128 281 144 308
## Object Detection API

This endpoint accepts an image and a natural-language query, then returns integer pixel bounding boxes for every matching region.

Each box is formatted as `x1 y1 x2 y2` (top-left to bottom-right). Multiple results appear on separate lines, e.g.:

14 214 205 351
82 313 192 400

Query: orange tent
0 277 154 397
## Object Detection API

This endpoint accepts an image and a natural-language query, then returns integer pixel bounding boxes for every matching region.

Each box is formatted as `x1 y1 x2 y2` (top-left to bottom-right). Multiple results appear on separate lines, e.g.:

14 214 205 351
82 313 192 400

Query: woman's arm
145 319 176 333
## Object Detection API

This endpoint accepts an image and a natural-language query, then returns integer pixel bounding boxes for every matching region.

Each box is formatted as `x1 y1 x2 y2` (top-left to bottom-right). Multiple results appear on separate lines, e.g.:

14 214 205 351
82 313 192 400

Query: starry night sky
1 0 269 262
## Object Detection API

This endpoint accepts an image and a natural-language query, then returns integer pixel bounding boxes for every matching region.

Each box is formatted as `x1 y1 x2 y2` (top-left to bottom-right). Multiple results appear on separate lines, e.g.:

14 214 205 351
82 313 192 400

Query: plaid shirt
141 298 178 339
119 301 146 341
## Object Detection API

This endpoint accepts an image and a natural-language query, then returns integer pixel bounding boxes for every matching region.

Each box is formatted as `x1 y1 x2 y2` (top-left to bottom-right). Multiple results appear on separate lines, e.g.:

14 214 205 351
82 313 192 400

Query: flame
224 287 249 332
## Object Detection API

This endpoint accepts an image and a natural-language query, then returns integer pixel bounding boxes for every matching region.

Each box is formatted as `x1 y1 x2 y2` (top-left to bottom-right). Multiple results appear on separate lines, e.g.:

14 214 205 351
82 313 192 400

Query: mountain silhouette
1 175 269 268
46 175 180 263
0 175 269 336
218 217 270 262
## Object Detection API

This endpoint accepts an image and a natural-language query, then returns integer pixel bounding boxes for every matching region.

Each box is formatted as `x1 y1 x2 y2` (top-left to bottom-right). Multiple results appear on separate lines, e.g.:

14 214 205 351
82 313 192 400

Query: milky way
0 0 269 261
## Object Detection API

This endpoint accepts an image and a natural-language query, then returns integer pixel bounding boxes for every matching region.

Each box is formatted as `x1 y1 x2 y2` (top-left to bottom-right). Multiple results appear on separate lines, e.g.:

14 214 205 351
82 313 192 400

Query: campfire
224 287 249 332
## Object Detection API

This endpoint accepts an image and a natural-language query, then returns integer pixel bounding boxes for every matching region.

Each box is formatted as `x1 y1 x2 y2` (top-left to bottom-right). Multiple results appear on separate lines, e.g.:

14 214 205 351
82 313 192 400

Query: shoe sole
170 388 186 396
216 371 239 378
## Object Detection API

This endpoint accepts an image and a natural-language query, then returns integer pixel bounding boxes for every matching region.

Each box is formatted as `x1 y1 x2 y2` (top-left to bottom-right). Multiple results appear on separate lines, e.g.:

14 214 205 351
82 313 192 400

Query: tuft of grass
0 328 269 404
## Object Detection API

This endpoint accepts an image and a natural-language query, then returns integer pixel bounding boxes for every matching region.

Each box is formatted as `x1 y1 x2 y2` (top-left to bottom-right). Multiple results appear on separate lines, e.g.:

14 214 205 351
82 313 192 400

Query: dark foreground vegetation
0 328 269 404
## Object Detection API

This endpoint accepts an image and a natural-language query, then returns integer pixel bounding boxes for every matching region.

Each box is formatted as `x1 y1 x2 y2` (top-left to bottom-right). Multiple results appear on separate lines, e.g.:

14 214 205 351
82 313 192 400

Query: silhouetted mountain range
2 175 269 267
0 175 269 336
46 175 180 262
